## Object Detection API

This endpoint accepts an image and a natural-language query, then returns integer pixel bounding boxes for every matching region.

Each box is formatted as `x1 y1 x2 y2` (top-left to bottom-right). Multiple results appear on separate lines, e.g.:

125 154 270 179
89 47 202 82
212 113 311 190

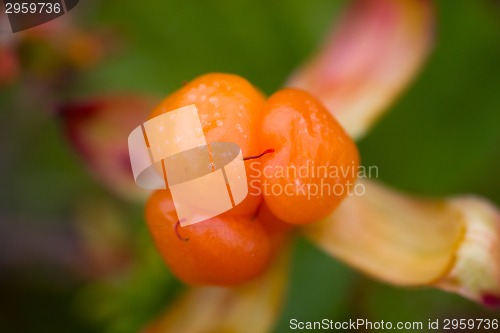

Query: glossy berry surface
149 73 265 216
258 88 359 224
146 189 273 286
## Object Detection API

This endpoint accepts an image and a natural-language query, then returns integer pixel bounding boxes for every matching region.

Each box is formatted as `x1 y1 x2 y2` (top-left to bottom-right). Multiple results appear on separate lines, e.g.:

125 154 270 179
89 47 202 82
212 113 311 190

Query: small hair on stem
243 148 275 161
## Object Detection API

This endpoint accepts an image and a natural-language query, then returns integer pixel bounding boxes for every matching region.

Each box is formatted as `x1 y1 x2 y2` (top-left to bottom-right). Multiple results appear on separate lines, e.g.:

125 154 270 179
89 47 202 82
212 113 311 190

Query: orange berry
258 88 359 224
145 190 273 286
143 74 359 286
149 73 265 215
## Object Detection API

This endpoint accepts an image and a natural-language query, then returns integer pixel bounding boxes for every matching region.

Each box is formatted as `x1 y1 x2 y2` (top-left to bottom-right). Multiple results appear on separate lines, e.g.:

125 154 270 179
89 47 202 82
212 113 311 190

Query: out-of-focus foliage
0 0 499 332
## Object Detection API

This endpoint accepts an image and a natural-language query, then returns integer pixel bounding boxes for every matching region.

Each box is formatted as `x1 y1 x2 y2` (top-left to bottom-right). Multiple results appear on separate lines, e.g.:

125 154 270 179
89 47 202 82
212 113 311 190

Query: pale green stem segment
436 197 500 305
303 180 500 305
143 249 290 333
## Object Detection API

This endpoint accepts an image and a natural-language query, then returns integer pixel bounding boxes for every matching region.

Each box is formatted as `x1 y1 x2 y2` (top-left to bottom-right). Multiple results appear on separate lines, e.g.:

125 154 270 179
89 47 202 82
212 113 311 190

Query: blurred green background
0 0 499 332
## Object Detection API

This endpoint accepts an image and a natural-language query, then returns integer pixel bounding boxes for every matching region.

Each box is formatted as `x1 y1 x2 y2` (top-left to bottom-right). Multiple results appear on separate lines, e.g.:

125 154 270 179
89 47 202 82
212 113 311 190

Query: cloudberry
258 88 359 224
146 189 273 285
149 73 265 216
144 73 358 285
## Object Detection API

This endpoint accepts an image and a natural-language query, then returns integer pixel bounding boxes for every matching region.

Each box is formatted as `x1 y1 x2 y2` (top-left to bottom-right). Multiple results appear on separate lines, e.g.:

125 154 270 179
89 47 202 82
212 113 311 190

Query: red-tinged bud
59 95 158 201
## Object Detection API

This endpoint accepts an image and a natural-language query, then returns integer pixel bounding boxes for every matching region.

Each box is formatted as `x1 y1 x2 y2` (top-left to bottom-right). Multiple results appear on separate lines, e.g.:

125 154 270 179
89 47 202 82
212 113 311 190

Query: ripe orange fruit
258 88 359 224
145 189 273 286
149 73 265 216
144 74 358 286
